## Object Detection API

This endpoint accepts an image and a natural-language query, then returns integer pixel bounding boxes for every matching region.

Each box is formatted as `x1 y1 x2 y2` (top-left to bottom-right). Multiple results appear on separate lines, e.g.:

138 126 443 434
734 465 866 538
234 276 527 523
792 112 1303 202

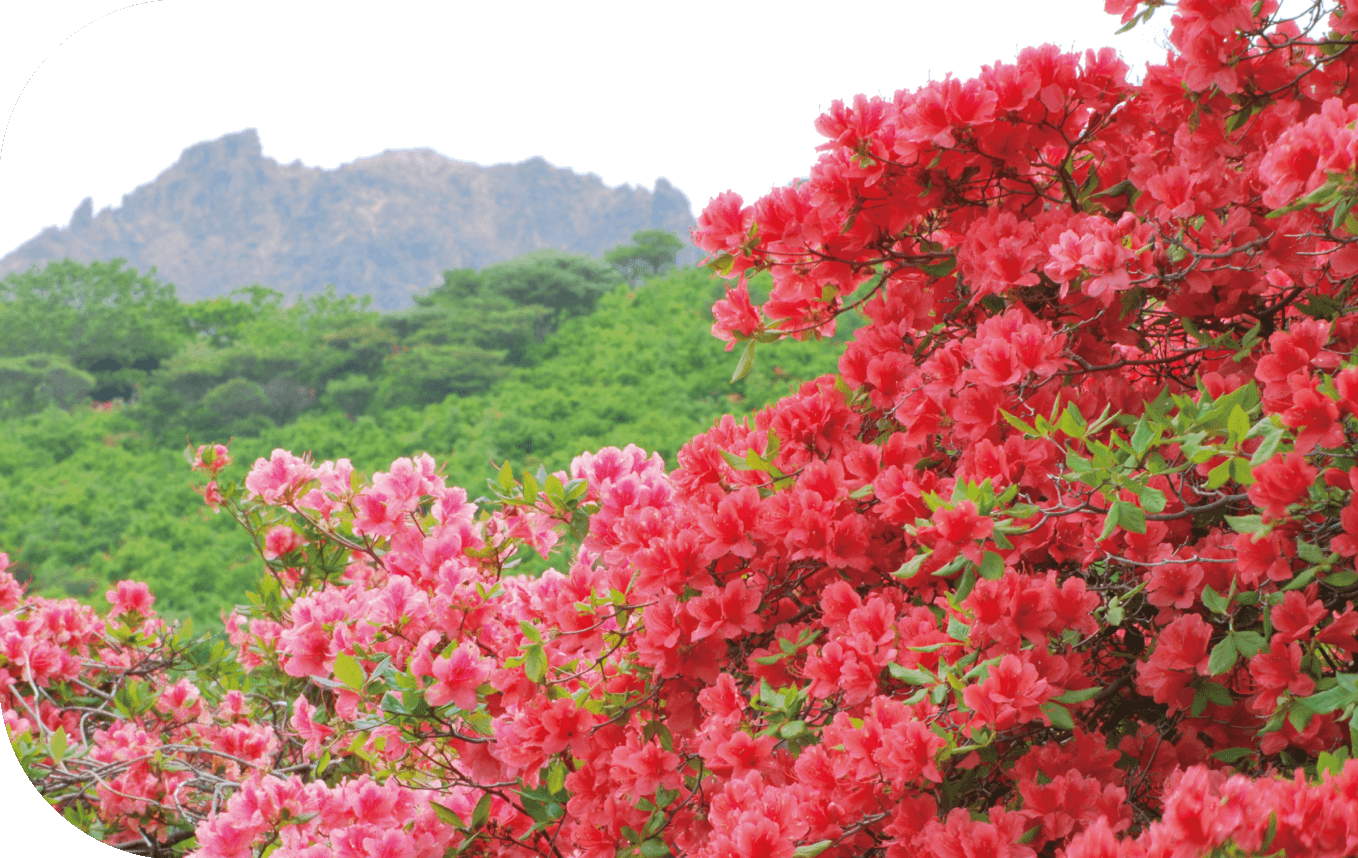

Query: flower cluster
11 2 1358 856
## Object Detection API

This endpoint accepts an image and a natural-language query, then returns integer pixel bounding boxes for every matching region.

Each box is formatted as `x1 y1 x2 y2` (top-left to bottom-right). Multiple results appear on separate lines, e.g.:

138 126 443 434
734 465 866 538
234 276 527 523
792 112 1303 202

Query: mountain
0 130 697 309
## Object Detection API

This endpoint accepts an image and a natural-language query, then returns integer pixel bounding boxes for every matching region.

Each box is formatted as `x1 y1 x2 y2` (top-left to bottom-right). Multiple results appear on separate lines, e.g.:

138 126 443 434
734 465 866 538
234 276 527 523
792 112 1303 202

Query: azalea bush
13 1 1358 856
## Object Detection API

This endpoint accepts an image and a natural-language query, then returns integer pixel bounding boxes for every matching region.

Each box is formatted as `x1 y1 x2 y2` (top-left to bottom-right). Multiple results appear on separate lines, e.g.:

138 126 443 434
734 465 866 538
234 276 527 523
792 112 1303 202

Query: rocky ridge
0 129 696 309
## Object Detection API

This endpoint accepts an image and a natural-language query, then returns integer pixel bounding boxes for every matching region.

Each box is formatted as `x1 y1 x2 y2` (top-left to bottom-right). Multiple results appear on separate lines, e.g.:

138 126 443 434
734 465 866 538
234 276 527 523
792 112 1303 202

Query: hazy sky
0 0 1170 260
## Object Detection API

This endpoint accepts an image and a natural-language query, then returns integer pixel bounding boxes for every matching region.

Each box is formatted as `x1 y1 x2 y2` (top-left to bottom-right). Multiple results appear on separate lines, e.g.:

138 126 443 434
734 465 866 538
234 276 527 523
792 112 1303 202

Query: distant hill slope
0 129 696 309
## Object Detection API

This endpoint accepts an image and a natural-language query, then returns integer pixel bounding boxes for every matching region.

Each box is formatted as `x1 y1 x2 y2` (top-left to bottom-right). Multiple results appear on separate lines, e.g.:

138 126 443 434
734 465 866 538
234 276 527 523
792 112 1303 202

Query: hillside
0 130 696 309
0 259 854 627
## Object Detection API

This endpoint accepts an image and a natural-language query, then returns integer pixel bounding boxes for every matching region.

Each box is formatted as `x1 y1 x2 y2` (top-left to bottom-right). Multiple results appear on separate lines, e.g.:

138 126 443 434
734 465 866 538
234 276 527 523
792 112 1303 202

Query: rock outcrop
0 129 696 309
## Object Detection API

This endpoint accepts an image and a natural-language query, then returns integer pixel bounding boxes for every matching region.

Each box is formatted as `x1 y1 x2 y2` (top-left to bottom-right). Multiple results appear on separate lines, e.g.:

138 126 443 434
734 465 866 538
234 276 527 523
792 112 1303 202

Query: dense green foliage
0 241 852 628
0 407 258 625
0 259 188 408
605 228 685 286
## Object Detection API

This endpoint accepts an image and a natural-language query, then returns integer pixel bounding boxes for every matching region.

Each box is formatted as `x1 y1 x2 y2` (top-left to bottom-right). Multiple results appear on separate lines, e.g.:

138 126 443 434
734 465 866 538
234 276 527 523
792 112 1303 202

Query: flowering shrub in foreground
15 0 1358 855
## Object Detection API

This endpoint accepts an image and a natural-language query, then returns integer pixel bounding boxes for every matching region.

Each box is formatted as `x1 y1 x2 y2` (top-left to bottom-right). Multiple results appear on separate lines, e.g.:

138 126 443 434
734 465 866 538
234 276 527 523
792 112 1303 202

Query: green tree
0 355 95 418
385 274 548 365
184 284 286 348
396 250 622 349
371 344 510 411
320 373 380 417
605 229 685 286
376 250 625 407
0 259 188 403
190 378 275 437
476 249 623 326
136 285 381 441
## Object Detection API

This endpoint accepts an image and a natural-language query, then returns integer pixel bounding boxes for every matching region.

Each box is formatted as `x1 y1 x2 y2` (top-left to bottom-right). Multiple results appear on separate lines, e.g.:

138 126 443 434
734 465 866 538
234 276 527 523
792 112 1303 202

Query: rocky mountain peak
1 129 696 309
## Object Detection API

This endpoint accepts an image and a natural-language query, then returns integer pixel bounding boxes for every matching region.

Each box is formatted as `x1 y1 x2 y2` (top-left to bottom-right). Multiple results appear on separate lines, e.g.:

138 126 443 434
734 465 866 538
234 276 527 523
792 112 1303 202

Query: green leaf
1297 541 1326 564
918 257 957 278
547 760 567 795
1298 293 1343 320
570 507 591 540
1284 565 1320 592
953 567 977 602
381 691 409 716
1319 747 1351 776
1212 747 1255 763
332 653 365 692
1055 686 1101 704
1105 600 1125 627
1058 403 1087 439
758 680 783 711
1116 500 1146 535
471 792 493 829
1001 411 1039 436
49 727 67 762
1225 514 1265 535
524 644 548 683
639 721 674 753
1183 317 1206 344
1136 485 1167 514
1190 688 1210 718
1303 683 1358 715
1205 459 1233 490
1098 502 1121 540
1231 630 1267 657
1040 701 1076 731
1227 405 1251 443
731 340 756 383
888 664 935 686
1201 585 1229 614
465 711 495 736
563 478 589 502
979 550 1005 581
1325 569 1358 588
1288 701 1315 732
793 841 834 858
1208 636 1239 675
894 552 929 580
313 749 331 779
979 294 1007 315
1130 417 1156 456
1199 681 1234 706
431 801 465 828
640 839 670 858
544 473 565 504
1250 422 1284 466
519 621 543 644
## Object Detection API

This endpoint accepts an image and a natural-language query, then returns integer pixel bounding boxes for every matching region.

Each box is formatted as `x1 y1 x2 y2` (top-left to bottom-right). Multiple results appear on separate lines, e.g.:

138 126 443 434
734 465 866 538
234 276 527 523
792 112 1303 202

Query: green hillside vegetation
0 234 854 627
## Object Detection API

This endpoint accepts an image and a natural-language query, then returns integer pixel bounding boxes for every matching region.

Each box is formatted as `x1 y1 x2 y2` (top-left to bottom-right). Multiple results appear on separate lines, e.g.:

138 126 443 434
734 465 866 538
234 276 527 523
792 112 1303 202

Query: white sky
0 0 1171 260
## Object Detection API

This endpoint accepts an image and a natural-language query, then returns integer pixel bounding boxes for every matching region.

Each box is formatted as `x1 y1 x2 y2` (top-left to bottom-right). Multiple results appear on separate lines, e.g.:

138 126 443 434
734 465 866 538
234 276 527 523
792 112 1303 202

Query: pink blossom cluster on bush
12 1 1358 856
